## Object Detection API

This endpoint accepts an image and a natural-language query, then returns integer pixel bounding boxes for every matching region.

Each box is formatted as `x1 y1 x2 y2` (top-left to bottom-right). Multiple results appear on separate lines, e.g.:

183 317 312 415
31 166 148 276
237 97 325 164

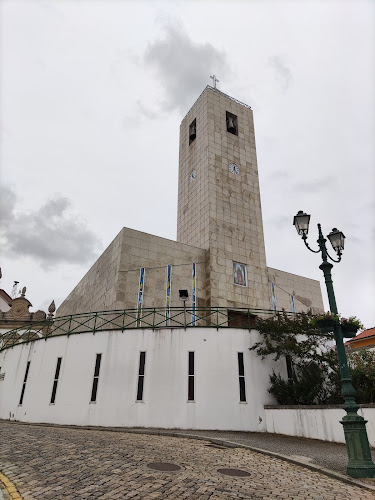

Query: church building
0 86 325 432
57 86 323 320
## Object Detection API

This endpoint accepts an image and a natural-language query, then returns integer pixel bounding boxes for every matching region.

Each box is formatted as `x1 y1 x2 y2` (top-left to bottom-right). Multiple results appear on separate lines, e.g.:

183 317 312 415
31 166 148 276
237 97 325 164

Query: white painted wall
0 328 285 430
264 406 375 447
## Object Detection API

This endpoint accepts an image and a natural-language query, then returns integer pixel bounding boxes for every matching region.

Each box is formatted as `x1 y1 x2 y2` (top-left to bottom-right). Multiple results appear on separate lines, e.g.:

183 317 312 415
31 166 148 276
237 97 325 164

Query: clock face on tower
189 169 197 182
229 163 240 175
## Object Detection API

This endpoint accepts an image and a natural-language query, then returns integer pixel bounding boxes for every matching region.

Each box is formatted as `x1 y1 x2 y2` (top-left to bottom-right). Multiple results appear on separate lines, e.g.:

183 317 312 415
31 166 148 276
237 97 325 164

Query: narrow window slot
188 351 195 401
238 352 246 402
19 361 30 405
50 357 62 404
90 354 102 402
136 351 146 401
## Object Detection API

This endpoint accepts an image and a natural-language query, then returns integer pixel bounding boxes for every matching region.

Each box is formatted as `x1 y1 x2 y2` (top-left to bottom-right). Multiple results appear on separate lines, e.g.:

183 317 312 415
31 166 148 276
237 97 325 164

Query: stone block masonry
57 228 207 316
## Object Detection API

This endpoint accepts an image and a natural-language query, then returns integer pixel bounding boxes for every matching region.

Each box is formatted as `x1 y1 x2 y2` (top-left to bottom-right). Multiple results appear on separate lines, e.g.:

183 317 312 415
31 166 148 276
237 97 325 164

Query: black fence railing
0 306 295 352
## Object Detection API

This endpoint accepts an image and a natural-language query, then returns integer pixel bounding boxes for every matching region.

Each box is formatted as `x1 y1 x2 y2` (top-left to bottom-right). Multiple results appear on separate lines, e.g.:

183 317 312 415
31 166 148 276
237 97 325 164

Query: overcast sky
1 0 374 328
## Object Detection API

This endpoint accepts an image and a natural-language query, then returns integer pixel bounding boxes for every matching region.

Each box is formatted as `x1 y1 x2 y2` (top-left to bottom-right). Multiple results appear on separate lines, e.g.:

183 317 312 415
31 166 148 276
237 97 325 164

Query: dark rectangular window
189 118 196 144
136 351 146 401
90 354 102 402
19 361 30 405
50 357 62 404
286 355 294 380
238 353 246 402
188 351 195 401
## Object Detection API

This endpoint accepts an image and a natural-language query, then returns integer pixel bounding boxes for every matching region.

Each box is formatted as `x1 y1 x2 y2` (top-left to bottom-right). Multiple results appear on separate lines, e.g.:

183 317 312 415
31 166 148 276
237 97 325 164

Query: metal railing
0 306 294 352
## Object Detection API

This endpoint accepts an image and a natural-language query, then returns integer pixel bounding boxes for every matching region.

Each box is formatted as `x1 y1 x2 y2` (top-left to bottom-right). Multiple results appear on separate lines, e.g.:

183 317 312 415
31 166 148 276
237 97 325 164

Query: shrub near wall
251 312 375 405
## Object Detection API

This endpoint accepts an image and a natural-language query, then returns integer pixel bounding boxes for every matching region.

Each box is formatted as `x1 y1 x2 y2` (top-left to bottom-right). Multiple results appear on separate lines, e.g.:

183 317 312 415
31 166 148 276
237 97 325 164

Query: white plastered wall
0 328 285 430
264 406 375 447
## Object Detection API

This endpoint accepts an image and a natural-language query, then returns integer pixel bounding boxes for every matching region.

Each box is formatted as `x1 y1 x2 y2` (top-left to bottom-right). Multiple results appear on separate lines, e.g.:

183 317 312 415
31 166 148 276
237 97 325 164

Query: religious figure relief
233 262 247 286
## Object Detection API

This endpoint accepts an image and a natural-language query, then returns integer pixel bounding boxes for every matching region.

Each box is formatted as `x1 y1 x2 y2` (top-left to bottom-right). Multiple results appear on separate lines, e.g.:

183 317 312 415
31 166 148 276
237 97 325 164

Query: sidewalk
151 428 357 474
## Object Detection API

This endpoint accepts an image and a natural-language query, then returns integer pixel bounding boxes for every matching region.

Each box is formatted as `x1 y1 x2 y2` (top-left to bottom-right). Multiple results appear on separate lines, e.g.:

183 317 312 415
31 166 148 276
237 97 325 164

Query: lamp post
179 290 189 329
293 211 375 478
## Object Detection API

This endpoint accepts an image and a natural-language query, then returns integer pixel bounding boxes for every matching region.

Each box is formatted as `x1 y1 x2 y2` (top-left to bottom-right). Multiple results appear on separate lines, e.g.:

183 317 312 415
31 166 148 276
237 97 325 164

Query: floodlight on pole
179 290 189 329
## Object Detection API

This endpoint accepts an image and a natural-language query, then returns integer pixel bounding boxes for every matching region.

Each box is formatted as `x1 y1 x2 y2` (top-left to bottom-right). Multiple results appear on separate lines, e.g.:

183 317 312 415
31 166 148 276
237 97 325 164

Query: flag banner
166 264 172 326
291 295 295 313
271 282 277 313
192 263 196 326
137 267 145 327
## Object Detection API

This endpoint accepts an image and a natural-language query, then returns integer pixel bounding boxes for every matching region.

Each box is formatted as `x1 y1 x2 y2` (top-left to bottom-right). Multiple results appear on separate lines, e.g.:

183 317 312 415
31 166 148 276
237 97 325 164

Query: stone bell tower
177 86 270 310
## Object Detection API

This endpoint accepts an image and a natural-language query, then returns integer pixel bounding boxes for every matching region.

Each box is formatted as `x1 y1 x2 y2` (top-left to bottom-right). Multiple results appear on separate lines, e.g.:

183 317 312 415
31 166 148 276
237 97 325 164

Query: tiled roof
345 327 375 346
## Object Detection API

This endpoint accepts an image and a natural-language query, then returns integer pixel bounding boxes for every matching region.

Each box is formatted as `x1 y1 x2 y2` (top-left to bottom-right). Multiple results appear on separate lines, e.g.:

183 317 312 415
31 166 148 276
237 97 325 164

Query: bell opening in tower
189 118 197 144
226 111 238 135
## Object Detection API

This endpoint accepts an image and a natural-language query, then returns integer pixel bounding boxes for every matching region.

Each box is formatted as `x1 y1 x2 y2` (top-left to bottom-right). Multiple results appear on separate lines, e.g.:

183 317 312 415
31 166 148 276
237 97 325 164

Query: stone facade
267 267 324 314
57 228 207 316
57 87 324 317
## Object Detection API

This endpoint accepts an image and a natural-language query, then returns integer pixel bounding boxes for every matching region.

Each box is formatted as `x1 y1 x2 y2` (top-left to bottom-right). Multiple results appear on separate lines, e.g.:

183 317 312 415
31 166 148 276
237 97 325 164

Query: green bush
250 311 374 405
348 350 375 404
269 361 341 405
268 363 324 405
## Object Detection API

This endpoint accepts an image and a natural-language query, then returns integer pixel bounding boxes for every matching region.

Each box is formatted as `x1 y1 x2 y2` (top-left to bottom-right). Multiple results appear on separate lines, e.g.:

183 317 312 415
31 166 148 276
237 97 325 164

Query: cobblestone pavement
1 422 374 500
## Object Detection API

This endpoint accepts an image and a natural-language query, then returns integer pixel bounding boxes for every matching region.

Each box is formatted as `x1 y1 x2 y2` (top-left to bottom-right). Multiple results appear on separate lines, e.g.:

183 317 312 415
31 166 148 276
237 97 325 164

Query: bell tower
177 86 270 310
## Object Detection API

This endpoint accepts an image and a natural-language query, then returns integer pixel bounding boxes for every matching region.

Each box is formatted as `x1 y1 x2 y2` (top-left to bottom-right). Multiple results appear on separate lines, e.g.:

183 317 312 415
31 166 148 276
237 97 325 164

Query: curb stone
1 420 375 493
0 472 22 500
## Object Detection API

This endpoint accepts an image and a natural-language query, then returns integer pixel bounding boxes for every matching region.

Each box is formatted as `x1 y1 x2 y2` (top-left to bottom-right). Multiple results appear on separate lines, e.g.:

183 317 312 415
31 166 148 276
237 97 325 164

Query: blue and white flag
271 283 277 313
192 263 196 326
137 267 145 326
166 264 172 326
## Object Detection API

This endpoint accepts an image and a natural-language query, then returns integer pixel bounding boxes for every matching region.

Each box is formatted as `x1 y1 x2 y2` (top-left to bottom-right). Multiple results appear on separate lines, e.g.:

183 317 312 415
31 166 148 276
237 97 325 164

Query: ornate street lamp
293 211 375 478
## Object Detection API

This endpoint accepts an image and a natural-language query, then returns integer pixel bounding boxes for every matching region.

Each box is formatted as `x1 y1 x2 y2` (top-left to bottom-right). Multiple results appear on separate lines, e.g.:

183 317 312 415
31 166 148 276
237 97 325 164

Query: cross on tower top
210 75 219 88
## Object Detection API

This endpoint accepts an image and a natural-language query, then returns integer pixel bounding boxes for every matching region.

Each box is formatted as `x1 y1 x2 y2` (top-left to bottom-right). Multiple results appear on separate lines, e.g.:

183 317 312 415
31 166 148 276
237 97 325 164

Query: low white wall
264 405 375 447
0 328 285 431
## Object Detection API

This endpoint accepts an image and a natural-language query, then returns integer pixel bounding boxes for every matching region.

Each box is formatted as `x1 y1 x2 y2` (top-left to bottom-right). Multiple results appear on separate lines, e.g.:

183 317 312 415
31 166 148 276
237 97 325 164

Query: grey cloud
144 26 230 113
0 186 101 267
269 55 292 91
41 197 70 217
0 185 16 228
136 100 159 120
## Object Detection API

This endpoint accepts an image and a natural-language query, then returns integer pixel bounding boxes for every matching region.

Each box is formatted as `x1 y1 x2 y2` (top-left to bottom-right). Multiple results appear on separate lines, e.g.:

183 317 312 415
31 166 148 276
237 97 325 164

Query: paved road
1 422 374 499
